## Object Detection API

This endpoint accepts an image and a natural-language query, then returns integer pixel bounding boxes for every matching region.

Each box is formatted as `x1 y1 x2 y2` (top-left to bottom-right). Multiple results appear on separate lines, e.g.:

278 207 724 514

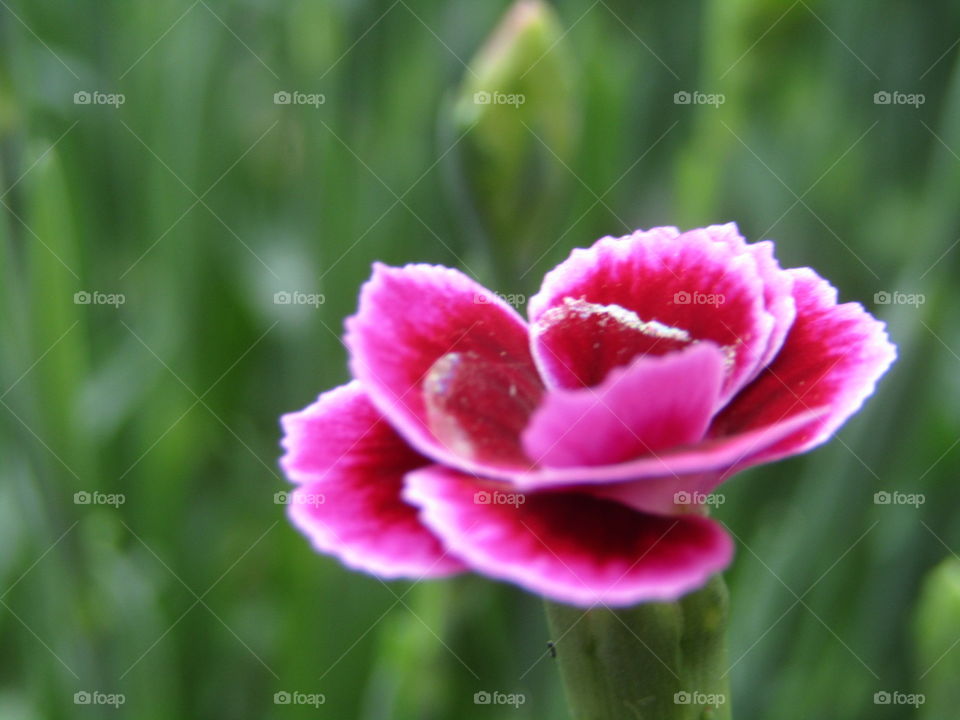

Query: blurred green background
1 0 959 718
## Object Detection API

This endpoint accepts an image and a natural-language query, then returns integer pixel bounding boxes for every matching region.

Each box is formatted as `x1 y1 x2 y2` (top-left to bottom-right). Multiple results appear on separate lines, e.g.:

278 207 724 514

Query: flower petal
710 268 897 463
522 343 726 468
346 263 542 474
422 351 543 469
530 297 695 388
700 224 796 374
528 225 776 403
280 382 465 578
508 406 827 513
403 466 733 606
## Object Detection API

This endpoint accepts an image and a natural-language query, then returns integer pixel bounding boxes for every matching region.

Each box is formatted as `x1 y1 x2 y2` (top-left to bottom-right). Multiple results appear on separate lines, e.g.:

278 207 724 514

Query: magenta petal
346 263 542 474
403 467 734 606
588 471 725 516
711 268 897 463
509 406 826 513
281 380 418 484
522 343 725 468
528 225 776 402
699 224 797 374
280 382 465 578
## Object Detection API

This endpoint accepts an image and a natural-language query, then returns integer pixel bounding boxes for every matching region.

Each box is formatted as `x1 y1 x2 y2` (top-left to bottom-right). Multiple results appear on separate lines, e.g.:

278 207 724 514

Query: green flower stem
545 575 731 720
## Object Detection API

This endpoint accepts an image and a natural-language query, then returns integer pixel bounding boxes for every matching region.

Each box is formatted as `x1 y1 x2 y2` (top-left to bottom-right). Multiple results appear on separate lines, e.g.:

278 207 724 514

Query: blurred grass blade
22 145 91 477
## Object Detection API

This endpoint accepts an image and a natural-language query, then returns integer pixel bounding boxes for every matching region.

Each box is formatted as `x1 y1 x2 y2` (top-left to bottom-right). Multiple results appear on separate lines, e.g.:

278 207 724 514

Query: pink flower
280 224 896 606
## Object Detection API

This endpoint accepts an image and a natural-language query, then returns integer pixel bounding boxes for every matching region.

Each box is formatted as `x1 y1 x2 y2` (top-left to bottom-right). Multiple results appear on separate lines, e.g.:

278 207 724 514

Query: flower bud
450 0 579 277
914 557 960 717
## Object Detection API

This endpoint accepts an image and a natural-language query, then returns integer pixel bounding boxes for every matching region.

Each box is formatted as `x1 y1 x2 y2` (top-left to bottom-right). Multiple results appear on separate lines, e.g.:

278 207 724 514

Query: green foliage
1 1 958 718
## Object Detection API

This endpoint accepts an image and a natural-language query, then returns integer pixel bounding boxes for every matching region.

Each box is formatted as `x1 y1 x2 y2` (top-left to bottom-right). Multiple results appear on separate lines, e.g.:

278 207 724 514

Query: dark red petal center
533 297 722 387
423 351 544 469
